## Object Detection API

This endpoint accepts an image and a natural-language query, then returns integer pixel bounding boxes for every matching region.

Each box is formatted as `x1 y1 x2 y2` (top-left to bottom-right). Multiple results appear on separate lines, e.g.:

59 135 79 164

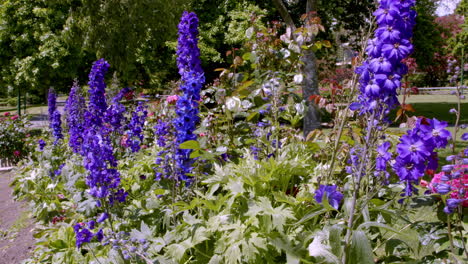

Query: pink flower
10 115 18 120
166 95 179 105
120 134 129 147
199 132 206 137
13 150 21 157
4 112 10 116
429 164 468 207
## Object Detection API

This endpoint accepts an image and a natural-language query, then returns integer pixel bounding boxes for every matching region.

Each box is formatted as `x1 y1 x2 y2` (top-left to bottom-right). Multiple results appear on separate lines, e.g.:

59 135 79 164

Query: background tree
64 0 188 89
412 0 447 86
0 0 89 102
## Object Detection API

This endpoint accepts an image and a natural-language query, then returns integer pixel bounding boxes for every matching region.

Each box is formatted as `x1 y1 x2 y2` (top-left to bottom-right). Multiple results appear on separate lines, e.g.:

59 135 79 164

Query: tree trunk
303 0 321 137
272 0 321 138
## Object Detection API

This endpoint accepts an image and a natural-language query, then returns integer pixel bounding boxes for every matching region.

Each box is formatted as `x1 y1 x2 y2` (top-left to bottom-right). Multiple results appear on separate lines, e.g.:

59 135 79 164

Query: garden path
0 171 35 264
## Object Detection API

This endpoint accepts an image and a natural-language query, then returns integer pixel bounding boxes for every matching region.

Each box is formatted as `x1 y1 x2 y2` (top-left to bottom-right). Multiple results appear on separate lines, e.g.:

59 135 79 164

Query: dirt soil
0 171 35 264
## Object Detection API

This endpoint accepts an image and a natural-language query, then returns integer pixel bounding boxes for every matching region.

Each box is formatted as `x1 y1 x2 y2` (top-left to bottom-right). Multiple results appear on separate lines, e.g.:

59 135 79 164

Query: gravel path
0 171 35 264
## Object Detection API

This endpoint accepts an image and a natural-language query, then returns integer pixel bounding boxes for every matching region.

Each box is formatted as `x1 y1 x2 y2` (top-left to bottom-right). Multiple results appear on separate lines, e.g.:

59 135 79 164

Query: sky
436 0 461 16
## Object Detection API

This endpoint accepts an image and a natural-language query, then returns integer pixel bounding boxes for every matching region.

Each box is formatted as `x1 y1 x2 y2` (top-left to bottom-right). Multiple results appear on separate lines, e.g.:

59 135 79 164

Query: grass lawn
389 94 468 125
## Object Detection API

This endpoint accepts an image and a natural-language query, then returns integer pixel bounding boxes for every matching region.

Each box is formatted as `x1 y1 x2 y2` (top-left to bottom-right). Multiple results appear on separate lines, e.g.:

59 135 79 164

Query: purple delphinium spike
126 102 148 152
48 88 57 122
48 88 63 144
104 87 130 133
173 11 205 183
86 58 110 128
65 81 86 153
356 0 417 115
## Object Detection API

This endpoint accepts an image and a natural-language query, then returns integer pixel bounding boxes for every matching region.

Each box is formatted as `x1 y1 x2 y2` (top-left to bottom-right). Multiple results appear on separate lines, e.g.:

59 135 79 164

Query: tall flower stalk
343 1 417 262
65 80 86 153
48 88 63 144
173 11 205 183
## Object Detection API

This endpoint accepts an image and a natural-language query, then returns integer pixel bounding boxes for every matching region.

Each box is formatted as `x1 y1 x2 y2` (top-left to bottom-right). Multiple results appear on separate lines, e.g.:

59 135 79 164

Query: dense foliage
6 0 468 264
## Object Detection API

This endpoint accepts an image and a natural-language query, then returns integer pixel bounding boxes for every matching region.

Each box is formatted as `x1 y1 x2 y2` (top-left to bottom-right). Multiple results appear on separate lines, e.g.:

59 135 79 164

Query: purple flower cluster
393 118 451 196
65 81 86 153
48 88 57 121
173 11 205 182
375 141 392 181
126 102 148 152
314 185 344 210
81 129 122 200
74 222 103 248
77 59 128 203
355 0 416 113
176 11 203 77
48 88 63 144
38 139 46 151
155 120 170 148
104 87 130 133
86 58 110 127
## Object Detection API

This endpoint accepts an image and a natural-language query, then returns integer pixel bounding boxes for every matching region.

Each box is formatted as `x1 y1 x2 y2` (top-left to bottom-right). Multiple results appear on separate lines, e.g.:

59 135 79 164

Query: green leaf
329 225 344 258
154 189 166 195
189 150 202 158
50 239 68 249
242 52 251 61
179 140 200 150
348 231 374 264
295 207 327 225
357 222 400 234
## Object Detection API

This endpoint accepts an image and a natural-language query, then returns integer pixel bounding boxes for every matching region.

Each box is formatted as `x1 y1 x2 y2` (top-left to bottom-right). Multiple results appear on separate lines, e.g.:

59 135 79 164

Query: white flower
241 100 253 109
294 103 305 115
226 96 242 112
280 48 291 59
293 74 303 84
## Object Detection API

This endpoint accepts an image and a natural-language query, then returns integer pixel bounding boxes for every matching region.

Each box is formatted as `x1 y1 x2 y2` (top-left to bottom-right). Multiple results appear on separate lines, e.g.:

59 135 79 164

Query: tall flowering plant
65 81 86 153
341 1 417 261
48 88 63 144
173 11 205 182
73 59 127 248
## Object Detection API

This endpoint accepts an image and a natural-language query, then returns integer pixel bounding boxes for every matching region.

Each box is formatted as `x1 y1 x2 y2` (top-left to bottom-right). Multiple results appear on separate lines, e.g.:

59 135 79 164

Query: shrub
0 113 31 163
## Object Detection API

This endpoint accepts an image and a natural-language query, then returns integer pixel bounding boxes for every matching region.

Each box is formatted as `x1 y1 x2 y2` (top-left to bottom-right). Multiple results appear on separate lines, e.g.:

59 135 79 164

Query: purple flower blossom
314 185 343 210
394 118 451 196
97 212 109 223
38 139 46 151
74 223 93 248
376 141 392 180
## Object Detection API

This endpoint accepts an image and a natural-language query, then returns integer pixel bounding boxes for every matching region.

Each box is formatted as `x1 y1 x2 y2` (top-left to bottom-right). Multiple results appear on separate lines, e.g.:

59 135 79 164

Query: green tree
0 0 89 102
412 0 447 85
64 0 189 88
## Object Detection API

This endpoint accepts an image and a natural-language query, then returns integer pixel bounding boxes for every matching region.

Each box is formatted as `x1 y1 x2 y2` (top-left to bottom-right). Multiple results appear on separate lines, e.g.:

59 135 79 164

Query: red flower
13 150 21 157
4 112 10 116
